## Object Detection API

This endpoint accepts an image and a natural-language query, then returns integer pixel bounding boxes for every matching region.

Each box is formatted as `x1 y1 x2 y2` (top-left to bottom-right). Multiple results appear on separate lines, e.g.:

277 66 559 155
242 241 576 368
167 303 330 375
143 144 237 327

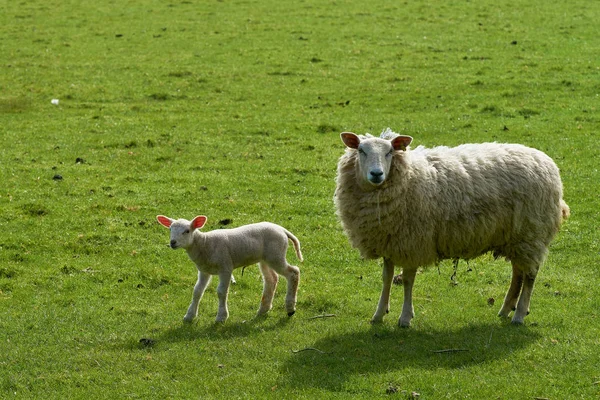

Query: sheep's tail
284 230 304 262
560 199 570 221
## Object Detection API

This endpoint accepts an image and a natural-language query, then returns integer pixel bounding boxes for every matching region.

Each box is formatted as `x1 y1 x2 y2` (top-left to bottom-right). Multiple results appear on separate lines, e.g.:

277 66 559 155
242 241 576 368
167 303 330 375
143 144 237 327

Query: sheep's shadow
278 322 540 392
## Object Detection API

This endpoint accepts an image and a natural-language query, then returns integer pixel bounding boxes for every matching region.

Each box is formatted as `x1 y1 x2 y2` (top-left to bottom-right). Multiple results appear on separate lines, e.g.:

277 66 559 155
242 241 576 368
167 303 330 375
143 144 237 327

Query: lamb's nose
371 169 383 178
170 240 177 248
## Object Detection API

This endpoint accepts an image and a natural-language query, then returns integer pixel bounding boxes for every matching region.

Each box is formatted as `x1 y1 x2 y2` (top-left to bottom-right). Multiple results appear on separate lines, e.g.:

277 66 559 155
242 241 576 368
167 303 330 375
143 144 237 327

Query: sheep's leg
215 270 233 323
257 262 279 315
371 258 394 324
398 267 417 327
512 266 538 324
282 264 300 317
184 271 212 322
498 262 524 318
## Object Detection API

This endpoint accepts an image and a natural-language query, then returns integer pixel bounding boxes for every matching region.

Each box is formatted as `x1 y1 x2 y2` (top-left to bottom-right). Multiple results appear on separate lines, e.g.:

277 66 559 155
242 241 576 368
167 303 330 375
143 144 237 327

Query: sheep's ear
391 135 413 151
157 215 173 228
191 216 207 230
341 132 360 149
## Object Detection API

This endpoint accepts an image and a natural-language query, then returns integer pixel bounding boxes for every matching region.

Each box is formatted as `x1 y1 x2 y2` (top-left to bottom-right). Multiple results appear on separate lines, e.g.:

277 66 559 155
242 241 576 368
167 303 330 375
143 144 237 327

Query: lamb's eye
358 148 366 155
386 150 393 157
184 229 190 234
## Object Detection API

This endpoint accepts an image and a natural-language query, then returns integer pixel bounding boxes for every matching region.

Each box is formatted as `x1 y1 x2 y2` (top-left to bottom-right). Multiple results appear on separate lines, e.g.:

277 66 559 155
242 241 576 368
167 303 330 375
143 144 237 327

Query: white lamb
157 215 302 323
334 129 569 327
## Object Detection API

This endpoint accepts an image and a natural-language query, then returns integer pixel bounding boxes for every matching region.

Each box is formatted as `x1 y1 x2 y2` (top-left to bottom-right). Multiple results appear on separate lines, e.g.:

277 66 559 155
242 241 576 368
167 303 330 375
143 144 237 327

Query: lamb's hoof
183 315 195 323
370 318 384 325
287 311 296 317
398 320 411 328
258 303 272 315
511 319 524 325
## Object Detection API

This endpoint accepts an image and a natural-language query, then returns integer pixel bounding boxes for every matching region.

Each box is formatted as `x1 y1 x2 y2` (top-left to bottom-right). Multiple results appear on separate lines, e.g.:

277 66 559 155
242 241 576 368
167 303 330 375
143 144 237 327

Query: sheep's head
341 131 412 187
156 215 207 249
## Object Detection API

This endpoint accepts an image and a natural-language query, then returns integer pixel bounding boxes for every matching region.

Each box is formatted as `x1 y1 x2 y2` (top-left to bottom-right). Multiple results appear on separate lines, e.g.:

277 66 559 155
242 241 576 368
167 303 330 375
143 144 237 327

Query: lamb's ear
341 132 360 149
191 216 207 230
391 135 413 151
157 215 173 228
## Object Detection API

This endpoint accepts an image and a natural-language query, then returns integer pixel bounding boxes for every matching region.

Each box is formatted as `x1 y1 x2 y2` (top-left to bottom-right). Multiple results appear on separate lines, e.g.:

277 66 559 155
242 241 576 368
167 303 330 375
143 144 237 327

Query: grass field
1 0 599 398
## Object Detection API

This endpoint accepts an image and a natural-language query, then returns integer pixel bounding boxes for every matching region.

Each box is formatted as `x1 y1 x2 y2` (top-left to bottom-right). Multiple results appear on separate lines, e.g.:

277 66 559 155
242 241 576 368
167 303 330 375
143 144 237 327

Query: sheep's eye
358 147 366 155
184 229 190 234
386 150 393 157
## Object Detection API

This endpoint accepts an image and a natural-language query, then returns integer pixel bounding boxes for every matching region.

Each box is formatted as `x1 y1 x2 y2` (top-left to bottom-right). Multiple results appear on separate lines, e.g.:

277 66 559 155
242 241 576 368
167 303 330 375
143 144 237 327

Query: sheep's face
157 215 207 249
341 132 412 187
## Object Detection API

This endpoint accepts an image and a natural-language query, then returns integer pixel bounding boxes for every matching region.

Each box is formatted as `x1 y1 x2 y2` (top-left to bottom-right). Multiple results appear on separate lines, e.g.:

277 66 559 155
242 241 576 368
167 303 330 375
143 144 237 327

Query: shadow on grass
278 322 540 392
142 314 294 347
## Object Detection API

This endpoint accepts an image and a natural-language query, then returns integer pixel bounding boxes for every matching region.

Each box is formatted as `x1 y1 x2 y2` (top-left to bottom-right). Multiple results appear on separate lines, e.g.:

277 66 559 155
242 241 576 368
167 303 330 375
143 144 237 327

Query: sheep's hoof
183 315 195 323
398 320 411 328
370 317 384 325
510 319 524 325
215 314 228 323
287 311 296 317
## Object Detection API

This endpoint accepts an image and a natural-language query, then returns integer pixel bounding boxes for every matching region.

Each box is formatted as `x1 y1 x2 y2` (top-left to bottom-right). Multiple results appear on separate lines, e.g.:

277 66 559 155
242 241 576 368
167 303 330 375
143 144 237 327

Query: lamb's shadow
153 314 293 345
278 322 540 392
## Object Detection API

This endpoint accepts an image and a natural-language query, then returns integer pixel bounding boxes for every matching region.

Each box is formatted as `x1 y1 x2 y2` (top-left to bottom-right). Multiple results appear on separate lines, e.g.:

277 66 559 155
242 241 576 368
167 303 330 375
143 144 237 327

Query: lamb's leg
257 262 279 315
184 271 212 322
398 267 417 327
266 253 300 317
371 258 394 324
512 266 538 324
282 264 300 317
215 270 233 323
498 262 524 318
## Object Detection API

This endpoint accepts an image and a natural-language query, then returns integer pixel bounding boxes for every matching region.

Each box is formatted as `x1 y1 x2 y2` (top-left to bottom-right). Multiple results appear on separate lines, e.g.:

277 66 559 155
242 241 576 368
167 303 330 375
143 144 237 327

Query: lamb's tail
284 230 303 262
560 199 570 222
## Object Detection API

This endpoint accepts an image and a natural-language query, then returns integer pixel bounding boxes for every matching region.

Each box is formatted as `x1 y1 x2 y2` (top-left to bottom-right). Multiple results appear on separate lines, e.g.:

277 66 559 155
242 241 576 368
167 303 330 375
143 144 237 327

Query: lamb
157 215 302 323
334 129 569 327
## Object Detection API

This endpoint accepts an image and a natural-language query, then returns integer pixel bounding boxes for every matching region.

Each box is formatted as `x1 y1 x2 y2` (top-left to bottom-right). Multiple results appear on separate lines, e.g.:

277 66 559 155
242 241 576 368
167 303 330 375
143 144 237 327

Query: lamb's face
156 215 208 250
169 219 194 249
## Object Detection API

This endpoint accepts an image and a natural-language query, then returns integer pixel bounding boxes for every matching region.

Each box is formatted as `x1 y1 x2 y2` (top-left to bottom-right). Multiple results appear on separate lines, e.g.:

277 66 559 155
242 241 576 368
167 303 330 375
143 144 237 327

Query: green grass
1 0 599 398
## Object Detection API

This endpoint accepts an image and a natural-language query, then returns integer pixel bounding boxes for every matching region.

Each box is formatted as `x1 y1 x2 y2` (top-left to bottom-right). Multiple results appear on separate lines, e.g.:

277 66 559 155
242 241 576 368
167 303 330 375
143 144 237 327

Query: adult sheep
334 128 569 327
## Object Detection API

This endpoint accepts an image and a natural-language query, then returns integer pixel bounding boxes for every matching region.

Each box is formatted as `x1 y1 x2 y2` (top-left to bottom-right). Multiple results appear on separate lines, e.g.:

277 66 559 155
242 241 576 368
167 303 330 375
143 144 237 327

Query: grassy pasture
1 0 599 398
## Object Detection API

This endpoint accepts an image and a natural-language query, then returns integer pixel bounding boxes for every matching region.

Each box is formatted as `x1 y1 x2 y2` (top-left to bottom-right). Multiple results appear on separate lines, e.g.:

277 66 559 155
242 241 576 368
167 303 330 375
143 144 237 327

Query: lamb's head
156 215 207 249
341 131 412 187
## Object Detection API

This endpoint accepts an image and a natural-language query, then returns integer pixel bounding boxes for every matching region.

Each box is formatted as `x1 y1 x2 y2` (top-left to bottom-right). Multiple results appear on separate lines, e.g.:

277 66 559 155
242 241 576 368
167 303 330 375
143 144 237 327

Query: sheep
334 129 569 327
157 215 302 323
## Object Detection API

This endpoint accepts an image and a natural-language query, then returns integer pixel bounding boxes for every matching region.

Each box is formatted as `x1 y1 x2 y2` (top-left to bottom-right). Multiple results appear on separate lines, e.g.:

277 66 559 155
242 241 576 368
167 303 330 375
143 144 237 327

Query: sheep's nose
170 240 177 249
368 169 385 185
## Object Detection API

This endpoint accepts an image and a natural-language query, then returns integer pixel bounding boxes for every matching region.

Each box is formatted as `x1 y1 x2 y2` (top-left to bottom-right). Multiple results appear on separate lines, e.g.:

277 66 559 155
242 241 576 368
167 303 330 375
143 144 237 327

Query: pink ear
191 216 207 230
391 135 413 151
157 215 173 228
341 132 360 149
